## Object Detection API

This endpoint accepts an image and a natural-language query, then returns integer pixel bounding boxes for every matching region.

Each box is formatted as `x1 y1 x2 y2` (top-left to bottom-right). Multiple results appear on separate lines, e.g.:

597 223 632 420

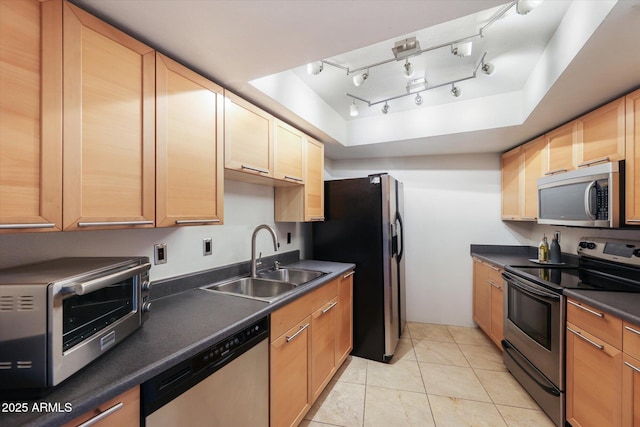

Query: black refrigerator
312 174 406 362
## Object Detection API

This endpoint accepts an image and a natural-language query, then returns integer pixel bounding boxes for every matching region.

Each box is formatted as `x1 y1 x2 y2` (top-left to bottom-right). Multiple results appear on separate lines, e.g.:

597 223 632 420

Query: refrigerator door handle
396 212 404 262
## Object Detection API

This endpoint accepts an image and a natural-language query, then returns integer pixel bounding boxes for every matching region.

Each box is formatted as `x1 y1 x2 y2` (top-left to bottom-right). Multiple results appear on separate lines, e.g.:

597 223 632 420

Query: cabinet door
336 271 354 366
62 2 155 230
577 97 626 167
566 322 623 427
489 274 504 346
623 354 640 427
274 120 304 184
62 386 140 427
271 317 311 427
156 53 223 227
501 146 522 220
0 0 62 233
310 297 338 403
305 137 325 222
627 89 640 225
545 121 577 175
224 90 273 178
522 136 546 220
472 259 491 333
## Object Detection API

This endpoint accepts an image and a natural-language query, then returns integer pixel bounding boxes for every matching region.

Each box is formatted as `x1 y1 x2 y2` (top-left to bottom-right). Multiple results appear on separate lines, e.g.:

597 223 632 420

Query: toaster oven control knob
142 302 152 313
142 280 151 291
587 242 596 250
578 241 589 249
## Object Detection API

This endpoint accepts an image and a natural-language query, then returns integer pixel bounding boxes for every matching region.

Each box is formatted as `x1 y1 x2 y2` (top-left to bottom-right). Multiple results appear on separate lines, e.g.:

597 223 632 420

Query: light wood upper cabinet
501 136 545 221
224 90 274 179
501 146 522 220
0 0 62 233
576 97 626 168
545 121 577 176
155 53 223 227
274 120 304 184
62 2 155 231
522 137 546 219
626 89 640 225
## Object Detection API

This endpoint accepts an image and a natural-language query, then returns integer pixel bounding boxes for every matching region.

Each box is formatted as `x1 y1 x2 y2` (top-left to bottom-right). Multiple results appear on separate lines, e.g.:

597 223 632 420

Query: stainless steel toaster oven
0 257 151 395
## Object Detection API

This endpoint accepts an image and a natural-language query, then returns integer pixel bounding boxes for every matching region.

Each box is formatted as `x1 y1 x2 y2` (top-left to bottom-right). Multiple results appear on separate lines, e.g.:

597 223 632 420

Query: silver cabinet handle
78 220 153 227
625 361 640 374
568 300 604 318
0 223 56 229
310 216 325 221
487 264 501 271
343 271 355 279
284 175 303 182
322 301 338 314
487 280 502 289
76 402 123 427
520 216 537 221
241 164 269 174
627 219 640 223
62 263 151 296
567 327 604 350
545 168 568 176
578 156 610 168
175 219 220 224
625 325 640 336
286 323 310 342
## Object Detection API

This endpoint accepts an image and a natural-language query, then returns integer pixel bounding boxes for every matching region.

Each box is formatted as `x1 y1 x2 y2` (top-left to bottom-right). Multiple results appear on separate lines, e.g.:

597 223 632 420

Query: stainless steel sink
257 268 325 285
202 277 297 302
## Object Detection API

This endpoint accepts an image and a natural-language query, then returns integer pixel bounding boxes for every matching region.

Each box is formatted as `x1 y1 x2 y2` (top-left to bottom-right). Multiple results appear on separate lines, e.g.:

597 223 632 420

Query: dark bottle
549 231 561 264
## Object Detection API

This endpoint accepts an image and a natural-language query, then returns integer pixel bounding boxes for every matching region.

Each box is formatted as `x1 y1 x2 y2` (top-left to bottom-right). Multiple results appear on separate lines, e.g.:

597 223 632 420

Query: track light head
516 0 543 15
307 61 323 75
415 93 423 105
349 100 359 117
451 84 462 97
403 60 414 78
382 102 390 114
352 71 368 87
451 41 473 57
481 62 495 75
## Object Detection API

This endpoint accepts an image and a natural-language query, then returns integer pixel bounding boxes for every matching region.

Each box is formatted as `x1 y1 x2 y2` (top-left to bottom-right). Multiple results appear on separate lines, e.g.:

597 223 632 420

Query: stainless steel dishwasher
142 317 269 427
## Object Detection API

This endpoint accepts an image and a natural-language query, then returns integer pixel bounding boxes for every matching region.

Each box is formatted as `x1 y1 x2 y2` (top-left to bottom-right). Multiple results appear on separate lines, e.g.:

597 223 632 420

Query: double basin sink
201 267 326 302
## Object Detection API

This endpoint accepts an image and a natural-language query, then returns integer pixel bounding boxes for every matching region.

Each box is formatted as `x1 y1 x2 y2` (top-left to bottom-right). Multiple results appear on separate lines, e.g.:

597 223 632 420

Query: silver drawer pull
343 271 355 279
625 325 640 336
487 280 502 289
310 216 325 221
0 223 56 229
578 156 610 168
567 327 604 350
77 402 124 427
284 175 303 182
625 361 640 374
520 217 537 221
241 164 269 174
286 323 310 342
487 264 501 271
568 300 604 318
627 219 640 223
545 168 568 176
175 219 221 224
322 301 338 314
78 220 153 227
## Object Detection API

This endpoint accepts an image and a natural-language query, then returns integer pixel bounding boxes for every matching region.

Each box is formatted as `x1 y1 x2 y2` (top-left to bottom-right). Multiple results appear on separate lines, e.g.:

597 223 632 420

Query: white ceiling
74 0 640 160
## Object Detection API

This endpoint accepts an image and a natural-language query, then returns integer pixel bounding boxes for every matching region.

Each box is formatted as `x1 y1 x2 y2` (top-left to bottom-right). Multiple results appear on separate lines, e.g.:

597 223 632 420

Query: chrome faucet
251 224 279 277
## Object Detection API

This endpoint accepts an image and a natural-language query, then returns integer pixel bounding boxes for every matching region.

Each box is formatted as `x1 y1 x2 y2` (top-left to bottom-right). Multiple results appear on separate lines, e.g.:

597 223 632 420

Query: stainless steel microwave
537 162 621 228
0 257 151 395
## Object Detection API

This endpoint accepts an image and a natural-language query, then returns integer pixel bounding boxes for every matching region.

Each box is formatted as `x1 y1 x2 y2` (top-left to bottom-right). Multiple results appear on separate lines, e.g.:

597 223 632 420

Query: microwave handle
62 263 151 296
584 180 597 220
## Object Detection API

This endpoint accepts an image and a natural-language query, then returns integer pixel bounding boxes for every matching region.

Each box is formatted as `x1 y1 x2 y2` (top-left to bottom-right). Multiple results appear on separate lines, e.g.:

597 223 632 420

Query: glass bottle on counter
538 234 549 263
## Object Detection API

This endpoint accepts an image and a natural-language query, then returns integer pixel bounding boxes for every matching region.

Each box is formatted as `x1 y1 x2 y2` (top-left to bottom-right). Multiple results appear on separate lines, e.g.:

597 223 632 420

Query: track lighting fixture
349 100 359 117
481 61 495 75
451 41 473 57
516 0 543 15
352 71 368 87
306 61 323 75
415 93 423 105
382 102 390 114
451 84 462 97
403 59 414 78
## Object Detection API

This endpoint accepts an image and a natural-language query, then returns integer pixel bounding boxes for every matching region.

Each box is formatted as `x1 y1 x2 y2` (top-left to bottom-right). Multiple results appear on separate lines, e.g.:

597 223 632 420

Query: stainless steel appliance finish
502 237 640 427
142 317 269 427
0 257 151 395
537 161 621 228
312 174 405 362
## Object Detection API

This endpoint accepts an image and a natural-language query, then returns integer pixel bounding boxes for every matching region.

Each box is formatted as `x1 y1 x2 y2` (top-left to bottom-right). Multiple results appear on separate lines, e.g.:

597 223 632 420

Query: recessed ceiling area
73 0 640 159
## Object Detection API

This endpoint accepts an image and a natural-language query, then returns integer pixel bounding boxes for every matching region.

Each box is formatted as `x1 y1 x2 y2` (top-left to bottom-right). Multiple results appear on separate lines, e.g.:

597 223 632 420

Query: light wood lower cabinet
270 272 353 427
472 258 503 348
336 271 354 366
62 386 140 427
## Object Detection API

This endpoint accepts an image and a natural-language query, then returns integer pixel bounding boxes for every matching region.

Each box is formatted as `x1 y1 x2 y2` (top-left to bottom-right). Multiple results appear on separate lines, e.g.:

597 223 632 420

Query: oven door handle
502 340 561 397
502 272 560 301
62 263 151 295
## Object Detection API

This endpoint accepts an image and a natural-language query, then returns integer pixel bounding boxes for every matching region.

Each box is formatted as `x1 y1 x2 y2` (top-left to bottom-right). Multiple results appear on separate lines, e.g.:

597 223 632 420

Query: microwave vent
17 361 32 369
0 361 11 370
0 295 35 311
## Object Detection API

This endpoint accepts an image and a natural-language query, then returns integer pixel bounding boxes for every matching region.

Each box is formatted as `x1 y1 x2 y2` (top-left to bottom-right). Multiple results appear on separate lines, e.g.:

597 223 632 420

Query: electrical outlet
203 238 212 256
154 243 167 265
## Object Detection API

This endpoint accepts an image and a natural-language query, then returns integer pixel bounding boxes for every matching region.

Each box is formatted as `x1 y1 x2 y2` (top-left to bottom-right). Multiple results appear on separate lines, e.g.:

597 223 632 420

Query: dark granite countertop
469 244 578 268
564 290 640 326
1 259 354 427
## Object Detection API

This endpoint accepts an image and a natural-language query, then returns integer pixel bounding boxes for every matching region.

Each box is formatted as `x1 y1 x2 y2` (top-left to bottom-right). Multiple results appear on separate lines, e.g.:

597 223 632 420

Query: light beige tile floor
301 322 555 427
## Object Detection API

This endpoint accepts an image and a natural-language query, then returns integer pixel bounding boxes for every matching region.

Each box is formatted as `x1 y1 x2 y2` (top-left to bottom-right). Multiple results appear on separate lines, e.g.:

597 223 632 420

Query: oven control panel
578 237 640 266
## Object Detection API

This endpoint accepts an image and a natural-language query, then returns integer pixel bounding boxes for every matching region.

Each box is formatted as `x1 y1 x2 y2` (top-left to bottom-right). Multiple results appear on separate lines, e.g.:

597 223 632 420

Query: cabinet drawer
624 322 640 360
567 299 622 349
63 387 139 427
271 291 313 341
486 262 503 287
311 278 338 310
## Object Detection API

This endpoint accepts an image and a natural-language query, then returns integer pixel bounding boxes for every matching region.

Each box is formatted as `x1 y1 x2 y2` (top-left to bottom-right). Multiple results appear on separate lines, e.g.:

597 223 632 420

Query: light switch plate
154 243 167 265
203 238 212 256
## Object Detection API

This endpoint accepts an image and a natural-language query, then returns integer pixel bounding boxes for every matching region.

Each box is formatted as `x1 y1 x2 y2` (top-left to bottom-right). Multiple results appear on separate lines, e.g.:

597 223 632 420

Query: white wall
327 153 640 327
0 180 311 282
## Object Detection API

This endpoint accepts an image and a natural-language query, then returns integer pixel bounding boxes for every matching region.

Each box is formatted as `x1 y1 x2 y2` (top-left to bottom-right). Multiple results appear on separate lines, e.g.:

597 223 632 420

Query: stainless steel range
501 237 640 427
